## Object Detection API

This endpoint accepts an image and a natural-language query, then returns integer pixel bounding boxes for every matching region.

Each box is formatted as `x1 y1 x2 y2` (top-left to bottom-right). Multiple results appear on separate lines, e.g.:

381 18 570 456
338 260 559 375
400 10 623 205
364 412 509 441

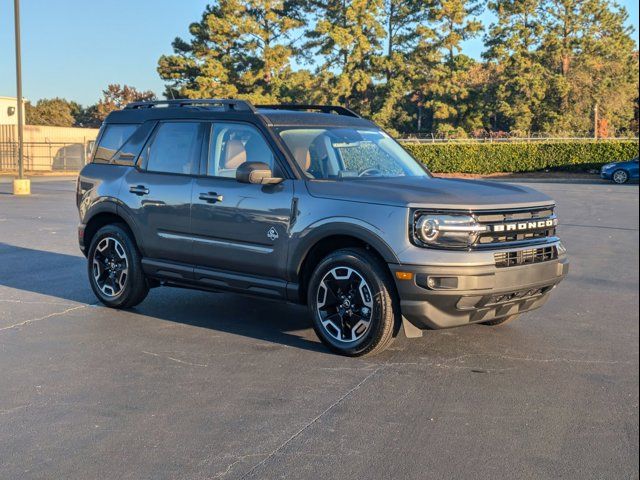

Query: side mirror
236 162 283 185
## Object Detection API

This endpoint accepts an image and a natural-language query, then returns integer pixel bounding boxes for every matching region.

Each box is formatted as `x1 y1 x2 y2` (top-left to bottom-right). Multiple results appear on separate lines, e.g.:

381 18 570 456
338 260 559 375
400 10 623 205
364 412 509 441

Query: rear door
190 121 294 280
119 121 205 263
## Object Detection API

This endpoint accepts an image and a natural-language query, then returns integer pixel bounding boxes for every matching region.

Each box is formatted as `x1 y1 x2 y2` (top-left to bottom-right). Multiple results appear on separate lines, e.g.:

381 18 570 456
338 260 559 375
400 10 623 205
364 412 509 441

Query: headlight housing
414 214 488 248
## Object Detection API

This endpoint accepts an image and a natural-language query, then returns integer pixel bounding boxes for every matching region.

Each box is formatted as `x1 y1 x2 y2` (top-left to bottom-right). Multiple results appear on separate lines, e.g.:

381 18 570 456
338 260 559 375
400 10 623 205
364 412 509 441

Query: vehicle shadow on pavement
0 242 326 354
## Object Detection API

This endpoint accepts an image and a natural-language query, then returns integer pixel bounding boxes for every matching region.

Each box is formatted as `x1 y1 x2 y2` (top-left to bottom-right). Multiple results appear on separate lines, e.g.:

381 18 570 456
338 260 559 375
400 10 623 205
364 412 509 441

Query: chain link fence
0 140 95 173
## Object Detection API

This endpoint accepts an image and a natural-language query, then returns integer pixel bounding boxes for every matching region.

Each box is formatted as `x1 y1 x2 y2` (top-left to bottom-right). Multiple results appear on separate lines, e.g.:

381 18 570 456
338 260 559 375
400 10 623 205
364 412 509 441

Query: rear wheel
307 248 398 357
481 314 519 326
87 224 149 308
612 169 629 184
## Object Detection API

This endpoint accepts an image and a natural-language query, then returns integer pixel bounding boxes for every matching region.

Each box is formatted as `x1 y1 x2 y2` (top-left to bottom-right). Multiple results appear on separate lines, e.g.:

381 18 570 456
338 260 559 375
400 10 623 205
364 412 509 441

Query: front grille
494 246 558 268
475 206 557 247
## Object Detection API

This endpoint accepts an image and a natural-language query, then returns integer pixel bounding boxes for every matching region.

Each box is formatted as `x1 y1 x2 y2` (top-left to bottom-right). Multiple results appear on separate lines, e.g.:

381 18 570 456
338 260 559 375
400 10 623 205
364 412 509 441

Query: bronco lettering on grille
491 218 556 233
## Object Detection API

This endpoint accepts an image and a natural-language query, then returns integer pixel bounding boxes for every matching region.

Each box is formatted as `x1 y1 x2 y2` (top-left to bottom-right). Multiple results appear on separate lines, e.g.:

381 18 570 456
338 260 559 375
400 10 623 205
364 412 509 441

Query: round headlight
416 216 439 241
413 213 488 248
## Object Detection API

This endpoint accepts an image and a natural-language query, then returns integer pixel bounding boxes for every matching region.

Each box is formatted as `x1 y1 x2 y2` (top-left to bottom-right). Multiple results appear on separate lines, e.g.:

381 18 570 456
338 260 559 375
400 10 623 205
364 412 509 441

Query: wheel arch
291 223 399 304
83 208 140 257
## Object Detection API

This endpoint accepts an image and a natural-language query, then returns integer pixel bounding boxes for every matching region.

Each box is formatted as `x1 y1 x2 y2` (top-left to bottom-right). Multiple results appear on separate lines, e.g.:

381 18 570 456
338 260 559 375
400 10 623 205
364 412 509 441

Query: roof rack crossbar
124 99 256 112
256 104 361 118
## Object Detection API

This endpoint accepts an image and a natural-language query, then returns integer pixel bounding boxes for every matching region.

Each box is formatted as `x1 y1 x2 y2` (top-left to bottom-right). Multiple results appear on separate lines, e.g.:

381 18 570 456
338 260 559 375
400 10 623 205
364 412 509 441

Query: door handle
129 185 149 196
199 192 224 203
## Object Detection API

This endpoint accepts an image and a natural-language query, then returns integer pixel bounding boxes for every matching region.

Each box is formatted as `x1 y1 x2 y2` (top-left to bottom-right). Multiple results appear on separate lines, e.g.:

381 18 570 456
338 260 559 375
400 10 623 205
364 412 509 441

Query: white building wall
0 96 26 126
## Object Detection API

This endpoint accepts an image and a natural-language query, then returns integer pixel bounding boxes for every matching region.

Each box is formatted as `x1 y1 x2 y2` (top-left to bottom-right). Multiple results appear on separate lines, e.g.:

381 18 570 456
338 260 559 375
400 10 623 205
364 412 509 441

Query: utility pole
13 0 30 195
593 102 599 140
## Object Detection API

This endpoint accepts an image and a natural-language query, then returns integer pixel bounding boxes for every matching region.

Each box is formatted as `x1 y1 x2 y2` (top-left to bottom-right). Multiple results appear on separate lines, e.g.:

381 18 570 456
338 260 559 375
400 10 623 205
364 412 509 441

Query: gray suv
76 99 569 356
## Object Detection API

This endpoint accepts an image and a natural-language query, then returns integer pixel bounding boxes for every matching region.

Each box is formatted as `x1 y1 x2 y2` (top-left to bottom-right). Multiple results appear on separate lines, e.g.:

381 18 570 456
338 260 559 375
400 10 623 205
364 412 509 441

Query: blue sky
1 0 638 106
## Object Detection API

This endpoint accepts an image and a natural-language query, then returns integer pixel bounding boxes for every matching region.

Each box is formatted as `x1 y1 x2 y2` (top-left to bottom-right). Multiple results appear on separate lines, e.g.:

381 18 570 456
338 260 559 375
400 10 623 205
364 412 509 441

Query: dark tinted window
146 122 202 175
94 124 138 163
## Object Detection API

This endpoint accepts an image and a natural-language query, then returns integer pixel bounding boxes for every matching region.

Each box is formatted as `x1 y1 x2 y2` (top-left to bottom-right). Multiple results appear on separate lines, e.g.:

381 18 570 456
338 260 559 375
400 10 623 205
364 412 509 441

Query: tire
612 169 629 184
307 248 399 357
87 224 149 308
480 314 519 326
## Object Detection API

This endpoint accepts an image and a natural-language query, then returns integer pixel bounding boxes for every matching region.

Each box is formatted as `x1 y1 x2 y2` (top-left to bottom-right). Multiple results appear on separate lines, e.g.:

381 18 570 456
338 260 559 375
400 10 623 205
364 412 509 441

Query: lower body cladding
390 254 569 329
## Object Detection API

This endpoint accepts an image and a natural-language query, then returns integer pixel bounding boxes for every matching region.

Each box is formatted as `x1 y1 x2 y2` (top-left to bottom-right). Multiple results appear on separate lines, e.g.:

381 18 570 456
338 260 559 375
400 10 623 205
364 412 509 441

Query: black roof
105 99 377 129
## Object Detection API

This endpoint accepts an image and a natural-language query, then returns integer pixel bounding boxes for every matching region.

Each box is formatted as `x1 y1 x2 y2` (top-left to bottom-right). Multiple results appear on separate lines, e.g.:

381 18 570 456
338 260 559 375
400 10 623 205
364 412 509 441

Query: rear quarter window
93 124 139 163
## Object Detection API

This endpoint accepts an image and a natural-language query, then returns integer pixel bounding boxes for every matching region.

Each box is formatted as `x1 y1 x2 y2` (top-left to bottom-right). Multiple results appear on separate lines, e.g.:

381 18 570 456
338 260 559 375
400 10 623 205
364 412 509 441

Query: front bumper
390 255 569 329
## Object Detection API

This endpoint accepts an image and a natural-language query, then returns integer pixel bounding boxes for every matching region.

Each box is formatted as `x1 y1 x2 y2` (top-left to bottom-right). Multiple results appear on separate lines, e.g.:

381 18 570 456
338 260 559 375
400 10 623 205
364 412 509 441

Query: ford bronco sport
76 99 569 356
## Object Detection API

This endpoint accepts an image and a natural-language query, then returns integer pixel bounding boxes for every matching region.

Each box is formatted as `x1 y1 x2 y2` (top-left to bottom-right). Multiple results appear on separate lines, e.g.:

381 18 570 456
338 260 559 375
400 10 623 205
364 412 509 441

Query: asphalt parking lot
1 176 638 480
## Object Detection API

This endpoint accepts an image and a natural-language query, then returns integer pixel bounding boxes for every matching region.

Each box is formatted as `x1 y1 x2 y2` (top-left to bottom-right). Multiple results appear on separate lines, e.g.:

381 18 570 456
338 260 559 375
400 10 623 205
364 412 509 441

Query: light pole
13 0 30 195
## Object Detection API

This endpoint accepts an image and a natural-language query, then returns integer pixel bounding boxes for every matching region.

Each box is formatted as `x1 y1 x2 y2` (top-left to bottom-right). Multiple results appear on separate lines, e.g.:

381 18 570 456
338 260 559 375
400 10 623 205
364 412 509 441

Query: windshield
277 127 429 179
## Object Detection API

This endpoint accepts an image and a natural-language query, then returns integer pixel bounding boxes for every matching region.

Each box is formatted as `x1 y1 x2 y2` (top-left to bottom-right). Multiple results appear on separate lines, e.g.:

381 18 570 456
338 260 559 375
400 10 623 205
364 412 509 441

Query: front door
190 122 293 280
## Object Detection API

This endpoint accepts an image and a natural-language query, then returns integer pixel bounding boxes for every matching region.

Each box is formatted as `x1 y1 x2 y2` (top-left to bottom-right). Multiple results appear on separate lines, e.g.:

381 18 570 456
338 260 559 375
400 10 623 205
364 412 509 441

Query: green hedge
400 140 639 174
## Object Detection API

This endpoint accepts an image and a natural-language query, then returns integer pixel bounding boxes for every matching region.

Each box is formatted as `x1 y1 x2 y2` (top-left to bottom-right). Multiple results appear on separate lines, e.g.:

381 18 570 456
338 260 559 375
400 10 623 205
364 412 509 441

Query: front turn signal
395 271 414 281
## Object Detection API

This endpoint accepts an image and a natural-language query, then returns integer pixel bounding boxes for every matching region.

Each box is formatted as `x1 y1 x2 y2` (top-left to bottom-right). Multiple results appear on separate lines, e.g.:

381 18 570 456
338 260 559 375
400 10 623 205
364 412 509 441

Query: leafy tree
94 84 156 122
25 98 76 127
73 105 101 128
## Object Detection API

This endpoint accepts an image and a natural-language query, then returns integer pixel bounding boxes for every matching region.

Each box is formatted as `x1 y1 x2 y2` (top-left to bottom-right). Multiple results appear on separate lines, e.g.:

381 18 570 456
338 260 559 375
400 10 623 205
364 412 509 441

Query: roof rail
256 104 361 118
124 99 256 112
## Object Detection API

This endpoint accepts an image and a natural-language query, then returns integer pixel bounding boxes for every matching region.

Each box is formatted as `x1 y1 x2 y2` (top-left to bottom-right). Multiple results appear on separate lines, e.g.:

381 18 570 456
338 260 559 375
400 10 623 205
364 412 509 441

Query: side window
93 124 138 163
207 123 275 178
146 122 203 175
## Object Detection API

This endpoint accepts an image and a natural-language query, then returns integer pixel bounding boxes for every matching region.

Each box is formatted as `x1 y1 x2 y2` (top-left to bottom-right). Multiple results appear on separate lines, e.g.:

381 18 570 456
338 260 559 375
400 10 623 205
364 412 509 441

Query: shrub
400 140 639 174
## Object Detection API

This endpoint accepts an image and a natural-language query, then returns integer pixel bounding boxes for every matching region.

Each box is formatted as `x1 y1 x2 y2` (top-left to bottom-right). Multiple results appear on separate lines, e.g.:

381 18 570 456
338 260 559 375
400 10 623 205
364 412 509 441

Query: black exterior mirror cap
236 162 283 185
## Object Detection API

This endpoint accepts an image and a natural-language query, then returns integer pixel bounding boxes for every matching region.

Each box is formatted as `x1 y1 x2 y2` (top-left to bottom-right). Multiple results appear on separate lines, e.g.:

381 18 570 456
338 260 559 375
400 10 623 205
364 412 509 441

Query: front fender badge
267 227 279 241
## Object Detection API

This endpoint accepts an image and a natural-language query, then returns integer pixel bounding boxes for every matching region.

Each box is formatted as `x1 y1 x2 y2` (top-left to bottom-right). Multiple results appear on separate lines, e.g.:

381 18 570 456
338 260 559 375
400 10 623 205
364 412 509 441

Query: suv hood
305 176 554 210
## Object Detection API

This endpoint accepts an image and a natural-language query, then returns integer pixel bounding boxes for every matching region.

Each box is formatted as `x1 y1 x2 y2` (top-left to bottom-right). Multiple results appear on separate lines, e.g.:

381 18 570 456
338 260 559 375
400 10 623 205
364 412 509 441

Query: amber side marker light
395 271 414 281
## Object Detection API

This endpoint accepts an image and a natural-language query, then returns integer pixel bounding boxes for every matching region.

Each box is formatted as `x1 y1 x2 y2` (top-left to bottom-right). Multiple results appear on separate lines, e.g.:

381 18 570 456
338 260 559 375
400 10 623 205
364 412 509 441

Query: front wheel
87 224 149 308
307 248 399 357
612 169 629 184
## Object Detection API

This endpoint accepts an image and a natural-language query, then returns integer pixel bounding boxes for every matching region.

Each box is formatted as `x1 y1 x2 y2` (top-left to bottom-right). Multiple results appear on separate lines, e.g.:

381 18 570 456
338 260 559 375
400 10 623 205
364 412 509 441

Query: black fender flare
288 218 400 281
83 199 145 255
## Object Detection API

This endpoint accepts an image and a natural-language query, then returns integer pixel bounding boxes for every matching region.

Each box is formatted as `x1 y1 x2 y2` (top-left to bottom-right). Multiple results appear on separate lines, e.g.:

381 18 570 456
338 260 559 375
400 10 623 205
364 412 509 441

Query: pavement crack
0 299 76 306
0 304 91 332
207 453 269 479
239 365 384 479
0 404 30 415
430 353 632 367
141 350 208 367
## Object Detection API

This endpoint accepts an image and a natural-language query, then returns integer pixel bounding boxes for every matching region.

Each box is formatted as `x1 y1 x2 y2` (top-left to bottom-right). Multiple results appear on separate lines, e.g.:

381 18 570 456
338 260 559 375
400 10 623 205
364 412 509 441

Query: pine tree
539 0 639 134
484 0 547 133
412 0 484 134
304 0 386 113
371 0 429 133
157 0 303 102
